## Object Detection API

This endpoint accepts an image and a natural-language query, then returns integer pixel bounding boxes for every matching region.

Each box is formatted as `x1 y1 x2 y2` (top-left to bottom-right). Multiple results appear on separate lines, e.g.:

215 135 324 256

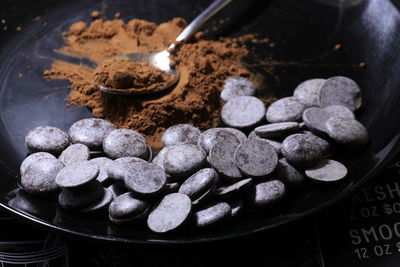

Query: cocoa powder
93 59 175 93
44 16 263 148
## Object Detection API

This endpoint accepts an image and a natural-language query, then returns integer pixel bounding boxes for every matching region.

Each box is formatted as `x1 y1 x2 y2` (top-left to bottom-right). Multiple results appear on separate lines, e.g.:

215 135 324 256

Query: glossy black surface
0 0 400 243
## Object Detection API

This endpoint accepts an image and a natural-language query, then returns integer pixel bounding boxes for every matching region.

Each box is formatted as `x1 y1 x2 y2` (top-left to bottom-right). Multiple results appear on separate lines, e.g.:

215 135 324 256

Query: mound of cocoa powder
93 58 175 92
44 16 269 148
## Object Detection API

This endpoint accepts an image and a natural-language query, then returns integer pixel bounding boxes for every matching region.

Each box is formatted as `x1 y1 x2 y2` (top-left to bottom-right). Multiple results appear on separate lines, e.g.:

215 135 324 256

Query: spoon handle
174 0 233 43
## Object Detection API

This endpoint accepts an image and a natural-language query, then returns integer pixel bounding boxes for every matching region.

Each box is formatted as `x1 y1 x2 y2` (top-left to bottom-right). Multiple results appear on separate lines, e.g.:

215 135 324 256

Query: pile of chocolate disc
18 75 368 233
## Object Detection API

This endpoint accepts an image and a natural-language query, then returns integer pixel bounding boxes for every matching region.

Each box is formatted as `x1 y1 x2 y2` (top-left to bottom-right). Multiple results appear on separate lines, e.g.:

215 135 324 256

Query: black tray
0 0 400 243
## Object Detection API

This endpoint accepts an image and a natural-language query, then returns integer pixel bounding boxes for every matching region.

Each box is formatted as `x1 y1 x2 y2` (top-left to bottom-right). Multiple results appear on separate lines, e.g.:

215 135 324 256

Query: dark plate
1 0 400 244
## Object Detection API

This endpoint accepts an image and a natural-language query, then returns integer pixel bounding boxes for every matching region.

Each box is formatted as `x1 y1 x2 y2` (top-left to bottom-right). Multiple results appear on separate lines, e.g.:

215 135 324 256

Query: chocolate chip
124 162 167 196
302 105 355 136
229 199 244 217
109 207 149 225
192 184 216 207
248 180 286 207
221 96 266 128
163 144 206 177
25 126 69 155
55 161 99 190
164 182 180 194
151 146 171 168
302 107 330 135
222 127 247 143
305 159 347 183
209 139 243 179
281 133 330 167
162 124 201 146
106 183 127 198
20 152 56 176
68 118 116 150
59 144 90 166
325 116 369 147
234 139 278 177
103 129 149 160
147 193 192 233
178 168 217 200
215 178 253 199
266 97 306 123
220 76 256 102
324 105 355 120
90 157 113 184
293 78 325 107
80 188 113 213
108 192 148 219
319 76 362 111
20 157 64 195
274 158 305 188
58 180 104 210
248 131 282 156
197 128 239 154
192 202 231 228
107 157 146 182
254 122 300 139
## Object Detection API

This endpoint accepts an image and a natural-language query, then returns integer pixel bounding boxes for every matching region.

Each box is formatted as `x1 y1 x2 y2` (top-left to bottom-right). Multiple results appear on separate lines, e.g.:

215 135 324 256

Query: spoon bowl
99 51 180 95
99 0 232 96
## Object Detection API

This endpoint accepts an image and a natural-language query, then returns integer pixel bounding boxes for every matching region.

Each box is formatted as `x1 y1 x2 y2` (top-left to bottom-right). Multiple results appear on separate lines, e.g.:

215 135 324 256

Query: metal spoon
99 0 232 95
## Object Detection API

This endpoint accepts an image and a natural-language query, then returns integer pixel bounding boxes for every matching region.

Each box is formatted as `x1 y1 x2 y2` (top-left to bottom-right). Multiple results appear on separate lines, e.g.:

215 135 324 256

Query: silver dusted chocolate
281 133 330 167
266 97 306 123
220 76 256 102
221 96 266 128
68 118 116 150
178 168 217 200
103 129 149 160
107 157 146 182
248 180 286 207
147 193 192 233
197 128 239 154
209 139 242 179
55 161 99 189
124 162 167 196
58 181 103 210
254 122 300 139
192 202 232 228
20 157 64 195
162 124 201 146
215 178 253 199
58 144 90 166
163 144 206 177
20 152 56 176
80 188 113 213
318 76 362 111
25 126 69 155
108 192 148 219
234 139 278 177
90 157 113 184
274 158 305 188
305 159 347 183
325 116 369 147
293 78 325 107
